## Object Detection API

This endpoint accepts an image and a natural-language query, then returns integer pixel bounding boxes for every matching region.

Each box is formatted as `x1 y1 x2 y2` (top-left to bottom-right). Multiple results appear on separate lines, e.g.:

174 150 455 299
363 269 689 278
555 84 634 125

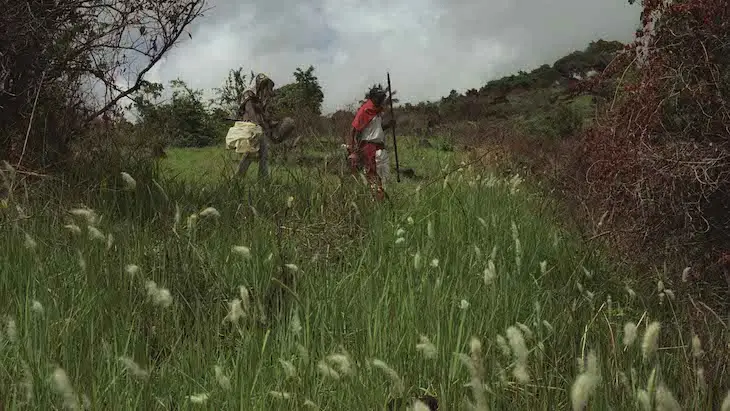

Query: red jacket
351 99 382 133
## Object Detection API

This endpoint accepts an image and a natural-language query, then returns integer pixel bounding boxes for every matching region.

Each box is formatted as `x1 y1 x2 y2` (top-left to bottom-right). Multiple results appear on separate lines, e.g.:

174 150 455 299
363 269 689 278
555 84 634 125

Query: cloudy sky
144 0 641 114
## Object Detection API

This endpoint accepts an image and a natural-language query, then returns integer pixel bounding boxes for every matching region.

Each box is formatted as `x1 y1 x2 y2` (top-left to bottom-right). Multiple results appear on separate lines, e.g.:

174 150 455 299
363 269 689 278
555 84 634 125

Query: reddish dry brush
570 0 730 291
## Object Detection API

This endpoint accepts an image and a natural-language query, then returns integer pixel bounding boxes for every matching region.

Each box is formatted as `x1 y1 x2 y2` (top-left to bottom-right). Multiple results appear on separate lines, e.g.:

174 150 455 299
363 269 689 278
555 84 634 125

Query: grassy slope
0 137 724 410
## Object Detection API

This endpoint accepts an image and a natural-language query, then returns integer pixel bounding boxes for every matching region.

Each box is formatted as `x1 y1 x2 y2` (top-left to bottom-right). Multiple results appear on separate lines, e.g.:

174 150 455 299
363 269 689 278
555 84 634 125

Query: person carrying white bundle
225 73 295 179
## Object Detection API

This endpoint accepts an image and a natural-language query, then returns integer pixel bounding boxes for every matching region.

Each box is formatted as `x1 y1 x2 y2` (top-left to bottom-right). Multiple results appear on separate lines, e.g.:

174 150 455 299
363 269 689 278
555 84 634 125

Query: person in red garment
347 85 394 201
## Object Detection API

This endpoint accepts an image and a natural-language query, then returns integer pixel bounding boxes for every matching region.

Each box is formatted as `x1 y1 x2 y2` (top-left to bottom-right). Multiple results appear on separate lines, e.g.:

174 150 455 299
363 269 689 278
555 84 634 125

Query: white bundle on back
225 121 262 154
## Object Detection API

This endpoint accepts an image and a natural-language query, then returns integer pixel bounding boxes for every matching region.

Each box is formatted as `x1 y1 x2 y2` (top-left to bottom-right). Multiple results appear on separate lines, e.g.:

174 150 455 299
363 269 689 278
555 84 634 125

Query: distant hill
352 39 627 139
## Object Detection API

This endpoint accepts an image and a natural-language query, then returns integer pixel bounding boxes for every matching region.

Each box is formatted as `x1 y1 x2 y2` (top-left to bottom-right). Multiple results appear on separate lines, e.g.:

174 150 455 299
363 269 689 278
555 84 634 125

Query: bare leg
237 153 254 177
258 135 270 180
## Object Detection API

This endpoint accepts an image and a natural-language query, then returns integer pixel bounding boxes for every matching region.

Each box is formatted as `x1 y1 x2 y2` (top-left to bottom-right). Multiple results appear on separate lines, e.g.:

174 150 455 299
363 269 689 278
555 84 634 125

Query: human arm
380 109 396 130
242 97 274 138
347 127 359 148
270 117 295 144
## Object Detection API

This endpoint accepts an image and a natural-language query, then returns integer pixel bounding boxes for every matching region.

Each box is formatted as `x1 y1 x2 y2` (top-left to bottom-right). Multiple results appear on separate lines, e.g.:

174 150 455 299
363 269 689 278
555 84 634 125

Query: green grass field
0 137 727 410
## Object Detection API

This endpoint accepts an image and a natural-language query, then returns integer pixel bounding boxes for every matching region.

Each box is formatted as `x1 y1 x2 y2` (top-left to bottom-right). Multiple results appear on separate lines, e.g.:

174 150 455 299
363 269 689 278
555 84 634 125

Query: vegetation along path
1 137 723 410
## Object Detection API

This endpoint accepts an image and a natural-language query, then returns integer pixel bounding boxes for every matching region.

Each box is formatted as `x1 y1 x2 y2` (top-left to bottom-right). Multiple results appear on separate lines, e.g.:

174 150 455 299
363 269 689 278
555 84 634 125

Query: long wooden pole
386 72 400 183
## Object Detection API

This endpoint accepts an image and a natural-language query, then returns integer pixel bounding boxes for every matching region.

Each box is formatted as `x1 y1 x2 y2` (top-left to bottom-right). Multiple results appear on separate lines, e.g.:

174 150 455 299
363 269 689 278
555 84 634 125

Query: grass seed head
125 264 140 276
516 322 533 340
19 360 33 403
120 172 136 190
412 399 431 411
512 363 530 383
224 299 245 324
232 245 252 259
289 309 302 336
626 286 636 299
691 334 703 359
721 390 730 411
506 325 529 363
186 393 209 404
478 217 487 228
145 281 172 308
280 359 297 379
5 317 17 342
623 322 638 347
570 350 601 411
642 322 661 361
496 335 511 357
31 300 44 315
87 226 105 242
655 383 681 411
199 207 220 218
24 233 37 250
696 367 706 390
119 357 149 379
69 208 98 225
285 263 299 272
371 359 404 395
416 335 438 359
681 267 691 282
51 367 80 411
483 260 496 285
173 203 181 230
268 391 292 400
63 224 82 235
317 361 340 380
326 353 354 376
214 365 232 391
636 389 651 411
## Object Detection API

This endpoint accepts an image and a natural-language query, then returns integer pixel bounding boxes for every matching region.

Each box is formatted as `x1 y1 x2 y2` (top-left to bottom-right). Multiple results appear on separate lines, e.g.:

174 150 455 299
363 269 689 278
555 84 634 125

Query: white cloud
143 0 641 114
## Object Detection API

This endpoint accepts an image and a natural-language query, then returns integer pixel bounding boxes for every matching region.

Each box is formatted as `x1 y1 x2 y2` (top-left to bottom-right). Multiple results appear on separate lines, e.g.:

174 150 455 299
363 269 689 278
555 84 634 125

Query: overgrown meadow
1 138 729 410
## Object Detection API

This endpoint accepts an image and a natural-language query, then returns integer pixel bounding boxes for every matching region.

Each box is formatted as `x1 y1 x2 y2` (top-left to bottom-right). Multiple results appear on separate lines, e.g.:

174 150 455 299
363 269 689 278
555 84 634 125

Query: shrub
566 0 730 293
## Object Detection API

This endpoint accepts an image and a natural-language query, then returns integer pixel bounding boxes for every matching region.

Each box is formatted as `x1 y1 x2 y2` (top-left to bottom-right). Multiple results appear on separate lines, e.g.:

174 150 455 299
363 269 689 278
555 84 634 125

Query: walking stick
387 72 401 183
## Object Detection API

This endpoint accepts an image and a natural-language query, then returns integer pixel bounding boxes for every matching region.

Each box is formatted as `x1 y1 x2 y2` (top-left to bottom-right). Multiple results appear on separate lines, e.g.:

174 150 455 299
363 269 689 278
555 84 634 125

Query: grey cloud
431 0 641 68
145 0 642 113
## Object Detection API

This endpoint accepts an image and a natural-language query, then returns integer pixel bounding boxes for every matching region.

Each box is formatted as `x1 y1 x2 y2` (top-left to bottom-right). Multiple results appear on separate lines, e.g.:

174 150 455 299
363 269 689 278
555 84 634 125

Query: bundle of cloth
225 73 295 157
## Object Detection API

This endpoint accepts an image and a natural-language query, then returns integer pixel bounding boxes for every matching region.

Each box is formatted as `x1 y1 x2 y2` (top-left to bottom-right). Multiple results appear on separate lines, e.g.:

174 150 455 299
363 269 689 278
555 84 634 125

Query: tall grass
0 142 728 410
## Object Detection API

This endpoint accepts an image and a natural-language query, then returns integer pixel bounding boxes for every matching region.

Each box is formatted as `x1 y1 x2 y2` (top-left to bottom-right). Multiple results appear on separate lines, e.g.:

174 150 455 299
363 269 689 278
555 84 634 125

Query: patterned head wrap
255 73 275 96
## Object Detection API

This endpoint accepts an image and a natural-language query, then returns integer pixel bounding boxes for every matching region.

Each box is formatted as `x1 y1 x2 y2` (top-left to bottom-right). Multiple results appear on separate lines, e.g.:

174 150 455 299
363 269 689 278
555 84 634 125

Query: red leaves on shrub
567 0 730 286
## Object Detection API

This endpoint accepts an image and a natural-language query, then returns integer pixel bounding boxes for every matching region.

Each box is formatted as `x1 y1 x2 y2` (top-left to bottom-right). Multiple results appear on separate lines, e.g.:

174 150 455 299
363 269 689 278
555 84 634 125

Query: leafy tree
1 0 206 166
133 79 223 148
272 65 325 118
214 67 249 118
293 66 325 115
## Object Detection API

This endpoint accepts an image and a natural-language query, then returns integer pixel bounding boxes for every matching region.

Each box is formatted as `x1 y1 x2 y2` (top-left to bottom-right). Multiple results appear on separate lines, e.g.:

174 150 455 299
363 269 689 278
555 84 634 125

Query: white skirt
375 148 390 183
